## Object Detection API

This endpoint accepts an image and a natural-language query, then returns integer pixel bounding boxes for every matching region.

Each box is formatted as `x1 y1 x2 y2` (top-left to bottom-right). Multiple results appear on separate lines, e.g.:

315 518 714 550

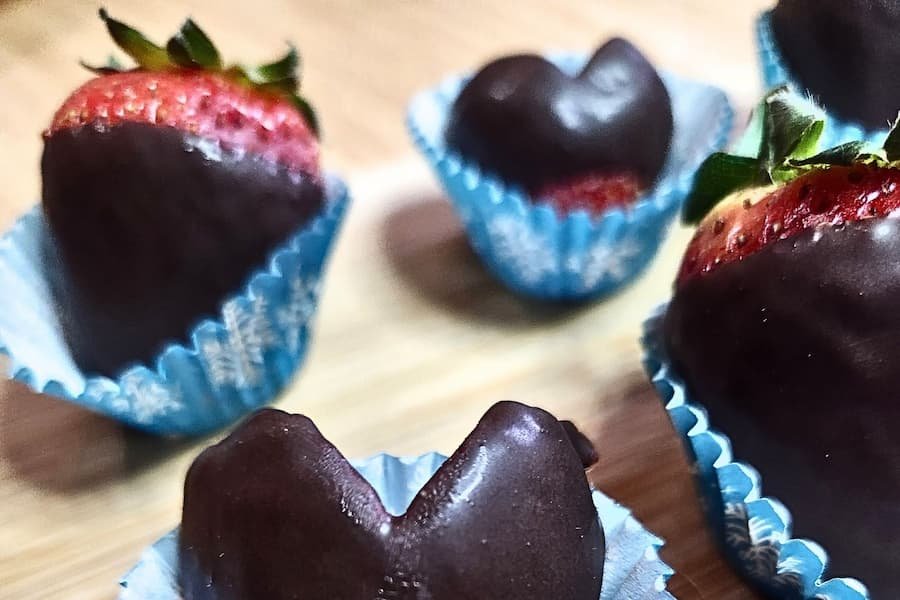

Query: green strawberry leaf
166 18 222 70
680 87 891 224
763 88 825 168
91 9 319 137
79 62 118 75
79 54 126 75
787 141 869 168
245 46 320 137
249 46 300 85
788 118 824 161
683 153 763 224
98 8 171 70
882 114 900 162
291 95 320 137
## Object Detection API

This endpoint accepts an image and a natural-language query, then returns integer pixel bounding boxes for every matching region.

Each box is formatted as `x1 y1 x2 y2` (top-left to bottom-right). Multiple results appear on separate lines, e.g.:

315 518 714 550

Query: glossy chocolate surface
179 402 604 600
445 38 672 191
41 122 323 376
664 218 900 596
562 419 600 468
771 0 900 129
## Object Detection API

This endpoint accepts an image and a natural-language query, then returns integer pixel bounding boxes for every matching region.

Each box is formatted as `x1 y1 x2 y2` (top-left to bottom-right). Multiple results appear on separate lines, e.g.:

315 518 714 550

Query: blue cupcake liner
757 12 889 148
407 52 733 301
642 306 871 600
119 452 674 599
0 175 350 436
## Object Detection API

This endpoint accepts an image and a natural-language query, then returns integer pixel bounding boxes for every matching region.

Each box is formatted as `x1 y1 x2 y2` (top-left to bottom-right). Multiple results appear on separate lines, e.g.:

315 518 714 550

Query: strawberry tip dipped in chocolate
42 9 323 376
179 402 604 600
664 87 900 596
444 38 673 216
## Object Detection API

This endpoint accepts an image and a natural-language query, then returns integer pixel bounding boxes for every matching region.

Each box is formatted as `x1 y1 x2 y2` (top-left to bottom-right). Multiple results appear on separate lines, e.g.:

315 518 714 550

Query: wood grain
0 1 772 598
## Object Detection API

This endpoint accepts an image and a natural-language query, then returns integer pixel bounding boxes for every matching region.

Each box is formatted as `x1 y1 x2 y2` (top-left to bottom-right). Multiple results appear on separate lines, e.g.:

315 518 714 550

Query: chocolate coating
664 218 900 596
562 419 600 468
179 403 604 599
445 38 673 191
41 122 323 376
771 0 900 129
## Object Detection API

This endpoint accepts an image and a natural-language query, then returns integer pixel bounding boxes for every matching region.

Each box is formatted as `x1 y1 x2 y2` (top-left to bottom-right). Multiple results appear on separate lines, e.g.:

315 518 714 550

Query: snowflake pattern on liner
484 213 643 290
116 374 183 425
275 276 320 355
574 237 643 291
200 295 279 388
485 215 557 285
724 503 804 596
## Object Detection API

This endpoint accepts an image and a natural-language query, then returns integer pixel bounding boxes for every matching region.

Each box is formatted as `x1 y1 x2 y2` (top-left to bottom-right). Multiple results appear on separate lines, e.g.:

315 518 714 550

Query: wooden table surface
0 1 773 598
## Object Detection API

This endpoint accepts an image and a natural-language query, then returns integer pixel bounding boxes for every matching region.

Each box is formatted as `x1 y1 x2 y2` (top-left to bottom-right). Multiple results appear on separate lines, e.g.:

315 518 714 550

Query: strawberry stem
883 116 900 161
166 19 222 70
683 88 900 224
99 8 171 71
763 90 825 167
87 8 319 137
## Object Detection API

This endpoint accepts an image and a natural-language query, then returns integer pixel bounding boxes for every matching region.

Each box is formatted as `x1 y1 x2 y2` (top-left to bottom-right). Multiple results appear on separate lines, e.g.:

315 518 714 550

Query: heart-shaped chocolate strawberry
179 402 604 600
444 38 673 193
771 0 900 129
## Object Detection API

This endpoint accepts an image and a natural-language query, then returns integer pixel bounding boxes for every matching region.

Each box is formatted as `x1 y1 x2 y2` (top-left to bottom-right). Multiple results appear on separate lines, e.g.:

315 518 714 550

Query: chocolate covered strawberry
664 89 900 596
679 159 900 284
445 38 673 216
180 403 604 599
42 10 322 376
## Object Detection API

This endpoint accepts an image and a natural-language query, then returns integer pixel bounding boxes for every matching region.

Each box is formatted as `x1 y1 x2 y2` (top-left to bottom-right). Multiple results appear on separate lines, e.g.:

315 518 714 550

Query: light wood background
0 1 773 598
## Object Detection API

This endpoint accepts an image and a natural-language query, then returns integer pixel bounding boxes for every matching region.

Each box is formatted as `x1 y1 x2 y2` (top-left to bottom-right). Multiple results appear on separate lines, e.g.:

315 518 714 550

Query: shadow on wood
381 193 589 327
0 380 195 493
583 375 763 600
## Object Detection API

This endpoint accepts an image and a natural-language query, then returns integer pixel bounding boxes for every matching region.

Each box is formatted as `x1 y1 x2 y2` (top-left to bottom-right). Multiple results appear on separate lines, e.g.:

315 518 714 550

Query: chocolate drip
562 420 600 468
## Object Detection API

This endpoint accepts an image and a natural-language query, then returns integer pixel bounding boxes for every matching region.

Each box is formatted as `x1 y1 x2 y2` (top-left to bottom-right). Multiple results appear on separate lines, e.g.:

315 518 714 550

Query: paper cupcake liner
407 52 733 301
119 452 674 599
756 12 888 149
0 175 350 436
641 306 870 600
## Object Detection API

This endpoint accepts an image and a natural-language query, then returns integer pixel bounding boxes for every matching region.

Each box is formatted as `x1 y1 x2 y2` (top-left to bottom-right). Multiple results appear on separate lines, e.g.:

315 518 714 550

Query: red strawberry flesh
536 171 643 215
47 70 320 178
677 164 900 286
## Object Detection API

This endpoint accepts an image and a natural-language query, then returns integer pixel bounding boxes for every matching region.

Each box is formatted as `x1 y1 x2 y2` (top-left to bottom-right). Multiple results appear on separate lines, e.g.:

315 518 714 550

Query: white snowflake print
748 513 787 546
275 275 320 354
723 503 803 595
200 295 278 388
776 555 807 576
118 374 182 425
574 236 643 290
485 215 557 284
